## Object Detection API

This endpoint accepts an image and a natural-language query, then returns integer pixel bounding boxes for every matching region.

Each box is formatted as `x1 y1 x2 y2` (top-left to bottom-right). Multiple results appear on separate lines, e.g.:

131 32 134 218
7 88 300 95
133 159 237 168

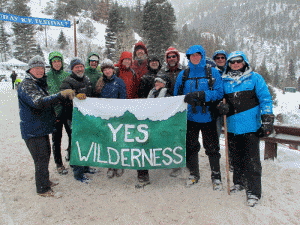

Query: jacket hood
165 46 180 67
224 51 250 74
133 41 148 59
115 51 132 68
86 52 100 67
212 50 228 60
186 45 206 68
49 51 64 70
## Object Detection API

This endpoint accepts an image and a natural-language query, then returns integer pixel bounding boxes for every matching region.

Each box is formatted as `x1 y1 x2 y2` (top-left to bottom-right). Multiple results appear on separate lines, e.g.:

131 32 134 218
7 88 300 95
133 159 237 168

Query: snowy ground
0 82 300 225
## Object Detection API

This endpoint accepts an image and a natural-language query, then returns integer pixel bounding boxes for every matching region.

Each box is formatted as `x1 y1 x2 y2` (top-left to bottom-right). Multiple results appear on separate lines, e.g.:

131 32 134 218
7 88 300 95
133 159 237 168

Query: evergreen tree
257 57 271 84
54 0 68 20
57 30 68 50
78 20 97 38
272 63 280 88
142 0 177 61
0 21 10 62
286 59 296 87
297 77 300 92
35 44 44 60
65 0 82 17
105 3 124 61
11 0 39 63
132 0 143 34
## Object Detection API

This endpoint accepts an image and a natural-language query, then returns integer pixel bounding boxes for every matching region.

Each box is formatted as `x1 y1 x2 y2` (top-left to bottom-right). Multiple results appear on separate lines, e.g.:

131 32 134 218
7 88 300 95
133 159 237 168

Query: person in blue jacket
212 50 228 74
174 45 224 190
95 59 127 178
217 51 274 207
18 55 75 197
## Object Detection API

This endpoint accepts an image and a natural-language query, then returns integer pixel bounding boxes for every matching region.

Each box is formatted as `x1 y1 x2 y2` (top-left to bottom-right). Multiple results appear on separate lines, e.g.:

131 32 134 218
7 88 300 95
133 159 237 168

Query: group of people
17 41 274 207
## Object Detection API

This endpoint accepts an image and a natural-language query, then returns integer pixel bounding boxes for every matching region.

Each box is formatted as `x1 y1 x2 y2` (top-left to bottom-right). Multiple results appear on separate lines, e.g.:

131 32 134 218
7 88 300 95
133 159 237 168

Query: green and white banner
70 96 187 170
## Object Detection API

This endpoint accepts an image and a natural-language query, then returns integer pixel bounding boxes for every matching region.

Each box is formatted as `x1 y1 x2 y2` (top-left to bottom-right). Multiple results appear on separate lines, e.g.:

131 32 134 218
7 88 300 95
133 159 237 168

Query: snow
74 96 187 121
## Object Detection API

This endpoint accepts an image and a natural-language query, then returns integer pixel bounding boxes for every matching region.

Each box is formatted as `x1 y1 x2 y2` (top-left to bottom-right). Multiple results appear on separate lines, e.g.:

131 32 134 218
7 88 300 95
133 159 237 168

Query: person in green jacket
85 52 102 95
46 51 71 175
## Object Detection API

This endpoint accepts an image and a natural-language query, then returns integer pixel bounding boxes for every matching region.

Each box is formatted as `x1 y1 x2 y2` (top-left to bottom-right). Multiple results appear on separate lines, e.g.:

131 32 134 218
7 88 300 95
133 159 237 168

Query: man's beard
168 61 177 67
75 71 84 78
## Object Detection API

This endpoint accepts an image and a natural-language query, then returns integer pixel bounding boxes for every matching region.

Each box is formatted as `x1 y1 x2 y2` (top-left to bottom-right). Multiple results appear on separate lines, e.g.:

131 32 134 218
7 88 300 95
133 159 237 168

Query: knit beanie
70 57 84 70
165 46 180 63
155 74 168 85
26 55 45 72
101 59 115 71
147 55 162 72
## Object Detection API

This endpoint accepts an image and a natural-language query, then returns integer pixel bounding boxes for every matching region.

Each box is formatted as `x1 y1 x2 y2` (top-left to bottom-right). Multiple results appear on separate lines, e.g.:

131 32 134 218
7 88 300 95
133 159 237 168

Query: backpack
177 65 219 118
177 65 215 95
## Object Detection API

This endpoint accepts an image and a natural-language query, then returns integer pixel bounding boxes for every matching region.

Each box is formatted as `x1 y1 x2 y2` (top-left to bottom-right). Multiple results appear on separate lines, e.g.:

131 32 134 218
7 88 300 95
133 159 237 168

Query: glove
216 101 230 115
60 89 75 100
76 93 87 100
256 114 275 138
184 91 205 105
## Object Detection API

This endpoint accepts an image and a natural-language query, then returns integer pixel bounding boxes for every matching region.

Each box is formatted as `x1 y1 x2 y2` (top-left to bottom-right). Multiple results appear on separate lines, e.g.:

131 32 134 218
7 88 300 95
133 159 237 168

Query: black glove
184 91 205 105
216 101 230 115
257 114 275 138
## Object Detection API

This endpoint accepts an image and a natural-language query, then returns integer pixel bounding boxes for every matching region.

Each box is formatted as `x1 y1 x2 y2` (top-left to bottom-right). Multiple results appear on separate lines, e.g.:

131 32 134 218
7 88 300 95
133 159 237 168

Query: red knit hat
133 41 148 59
165 46 180 66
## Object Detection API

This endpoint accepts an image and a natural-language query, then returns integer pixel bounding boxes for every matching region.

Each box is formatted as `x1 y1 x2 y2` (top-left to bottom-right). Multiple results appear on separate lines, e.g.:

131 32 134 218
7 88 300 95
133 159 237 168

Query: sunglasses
215 56 225 60
229 59 244 64
167 55 177 59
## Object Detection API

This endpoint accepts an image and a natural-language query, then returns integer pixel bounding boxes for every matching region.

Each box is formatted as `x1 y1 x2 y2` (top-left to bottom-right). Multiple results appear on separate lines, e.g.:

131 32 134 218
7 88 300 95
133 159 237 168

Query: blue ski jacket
174 45 223 123
99 74 127 99
222 51 273 135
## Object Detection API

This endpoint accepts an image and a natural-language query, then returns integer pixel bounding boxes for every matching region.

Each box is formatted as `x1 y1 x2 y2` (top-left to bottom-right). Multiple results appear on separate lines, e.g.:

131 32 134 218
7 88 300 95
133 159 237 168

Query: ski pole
223 98 230 195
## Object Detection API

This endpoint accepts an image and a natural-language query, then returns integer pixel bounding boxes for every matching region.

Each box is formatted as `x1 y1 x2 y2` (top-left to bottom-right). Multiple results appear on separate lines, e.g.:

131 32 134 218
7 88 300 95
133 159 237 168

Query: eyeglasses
215 56 225 60
229 59 243 64
167 55 177 59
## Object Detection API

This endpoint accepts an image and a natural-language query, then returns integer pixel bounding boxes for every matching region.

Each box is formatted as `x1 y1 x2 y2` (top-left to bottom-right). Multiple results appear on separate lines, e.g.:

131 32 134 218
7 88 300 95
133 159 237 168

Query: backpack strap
177 66 215 95
177 68 190 95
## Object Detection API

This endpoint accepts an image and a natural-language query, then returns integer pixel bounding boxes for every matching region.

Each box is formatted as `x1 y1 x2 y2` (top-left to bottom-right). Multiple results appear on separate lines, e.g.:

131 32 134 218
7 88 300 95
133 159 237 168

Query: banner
0 12 70 28
70 96 187 170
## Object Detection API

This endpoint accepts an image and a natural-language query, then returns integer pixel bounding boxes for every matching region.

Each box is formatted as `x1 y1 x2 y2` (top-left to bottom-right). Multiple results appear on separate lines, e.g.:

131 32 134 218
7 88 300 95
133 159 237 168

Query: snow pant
25 135 52 194
73 165 90 180
66 119 90 180
186 120 221 180
52 118 72 166
12 80 15 89
228 132 262 198
137 170 149 180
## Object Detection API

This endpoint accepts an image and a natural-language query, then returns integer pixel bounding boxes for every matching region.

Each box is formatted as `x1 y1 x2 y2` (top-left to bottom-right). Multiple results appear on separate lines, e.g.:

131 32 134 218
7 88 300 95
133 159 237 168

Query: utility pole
74 18 77 57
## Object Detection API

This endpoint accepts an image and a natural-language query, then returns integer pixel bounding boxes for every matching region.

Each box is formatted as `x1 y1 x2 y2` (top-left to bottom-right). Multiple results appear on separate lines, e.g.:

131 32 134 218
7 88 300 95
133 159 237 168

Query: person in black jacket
18 55 75 197
60 57 97 183
10 70 18 89
138 55 162 98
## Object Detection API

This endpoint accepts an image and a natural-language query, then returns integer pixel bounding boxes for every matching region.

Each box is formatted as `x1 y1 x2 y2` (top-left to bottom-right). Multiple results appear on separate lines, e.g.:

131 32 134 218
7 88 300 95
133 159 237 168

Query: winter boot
230 184 245 193
211 171 223 191
169 168 182 177
209 157 222 190
135 170 150 189
186 175 199 188
246 192 260 207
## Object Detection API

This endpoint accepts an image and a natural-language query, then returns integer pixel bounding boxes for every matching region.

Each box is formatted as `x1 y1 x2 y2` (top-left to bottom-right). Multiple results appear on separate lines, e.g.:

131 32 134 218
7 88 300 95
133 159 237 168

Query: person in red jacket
114 51 137 99
131 41 149 98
